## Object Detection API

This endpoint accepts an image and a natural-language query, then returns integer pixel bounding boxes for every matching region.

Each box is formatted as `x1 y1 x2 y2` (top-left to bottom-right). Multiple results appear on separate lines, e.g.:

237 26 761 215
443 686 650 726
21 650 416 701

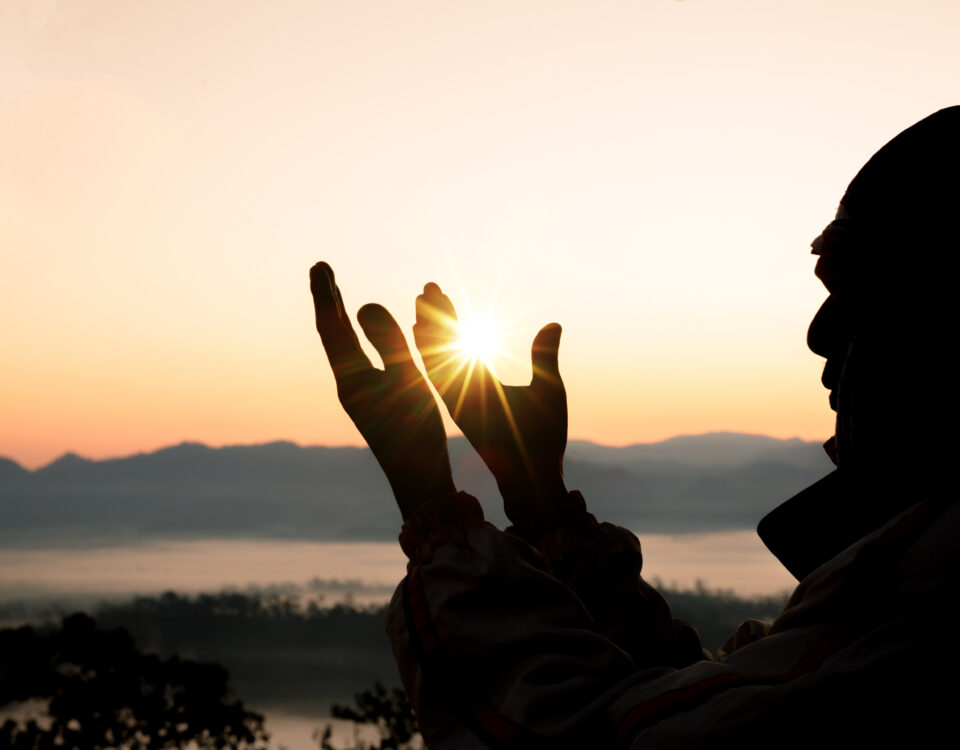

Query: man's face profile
807 219 860 467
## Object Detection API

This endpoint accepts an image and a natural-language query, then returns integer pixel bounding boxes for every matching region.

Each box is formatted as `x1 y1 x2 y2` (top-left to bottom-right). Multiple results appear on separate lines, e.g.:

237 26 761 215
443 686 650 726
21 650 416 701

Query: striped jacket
387 488 956 748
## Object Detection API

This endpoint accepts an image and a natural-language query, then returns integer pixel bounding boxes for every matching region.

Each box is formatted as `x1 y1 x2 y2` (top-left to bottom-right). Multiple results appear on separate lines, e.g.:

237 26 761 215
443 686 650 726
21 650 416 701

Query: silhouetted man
310 107 959 747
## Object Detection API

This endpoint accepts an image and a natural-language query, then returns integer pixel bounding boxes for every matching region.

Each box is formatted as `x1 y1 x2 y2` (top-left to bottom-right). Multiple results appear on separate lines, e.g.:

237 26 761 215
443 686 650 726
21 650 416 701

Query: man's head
808 106 960 487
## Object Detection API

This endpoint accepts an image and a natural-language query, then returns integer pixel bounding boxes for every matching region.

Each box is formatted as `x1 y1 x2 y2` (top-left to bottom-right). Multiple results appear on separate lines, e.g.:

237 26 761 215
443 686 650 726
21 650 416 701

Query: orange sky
3 1 959 469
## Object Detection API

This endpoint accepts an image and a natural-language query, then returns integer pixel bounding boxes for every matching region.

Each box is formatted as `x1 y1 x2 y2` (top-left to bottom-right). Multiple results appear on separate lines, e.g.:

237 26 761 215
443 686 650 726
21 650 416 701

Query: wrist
392 476 457 521
498 476 568 506
497 462 567 500
499 472 583 529
397 490 485 560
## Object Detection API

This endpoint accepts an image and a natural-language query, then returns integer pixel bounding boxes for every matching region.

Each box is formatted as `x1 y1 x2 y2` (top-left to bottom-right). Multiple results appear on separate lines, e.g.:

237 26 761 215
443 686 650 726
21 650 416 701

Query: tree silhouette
0 613 268 750
314 682 420 750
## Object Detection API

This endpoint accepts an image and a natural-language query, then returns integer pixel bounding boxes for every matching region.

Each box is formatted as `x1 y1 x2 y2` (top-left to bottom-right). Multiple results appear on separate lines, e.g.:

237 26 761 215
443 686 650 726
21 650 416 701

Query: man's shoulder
612 494 959 747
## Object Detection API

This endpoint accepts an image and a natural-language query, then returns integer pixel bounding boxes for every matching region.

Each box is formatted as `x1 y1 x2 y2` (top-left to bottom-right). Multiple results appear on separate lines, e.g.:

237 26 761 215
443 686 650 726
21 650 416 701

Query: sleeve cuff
398 490 485 561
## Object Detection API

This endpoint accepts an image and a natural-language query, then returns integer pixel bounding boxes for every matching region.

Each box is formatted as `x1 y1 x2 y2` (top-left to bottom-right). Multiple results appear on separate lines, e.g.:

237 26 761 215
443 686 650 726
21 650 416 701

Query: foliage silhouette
0 583 788 748
659 580 787 650
314 682 420 750
91 590 400 713
0 613 268 750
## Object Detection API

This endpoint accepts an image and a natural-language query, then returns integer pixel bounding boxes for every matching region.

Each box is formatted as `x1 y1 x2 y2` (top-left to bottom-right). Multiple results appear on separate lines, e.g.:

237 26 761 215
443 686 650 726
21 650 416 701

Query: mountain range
0 433 833 546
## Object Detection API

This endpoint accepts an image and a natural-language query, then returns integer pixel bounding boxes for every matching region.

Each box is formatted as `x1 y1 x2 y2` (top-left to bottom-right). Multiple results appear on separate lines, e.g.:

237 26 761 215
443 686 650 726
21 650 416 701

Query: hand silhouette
310 263 456 519
414 282 569 527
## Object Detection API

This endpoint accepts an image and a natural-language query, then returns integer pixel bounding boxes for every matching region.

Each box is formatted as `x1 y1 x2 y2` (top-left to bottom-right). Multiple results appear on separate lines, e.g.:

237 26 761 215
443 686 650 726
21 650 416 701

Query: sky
2 0 959 469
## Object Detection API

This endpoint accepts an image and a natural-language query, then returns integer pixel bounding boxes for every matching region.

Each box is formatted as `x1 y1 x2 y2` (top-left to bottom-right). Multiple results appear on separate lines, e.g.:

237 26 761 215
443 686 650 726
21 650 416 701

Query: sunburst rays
415 286 532 464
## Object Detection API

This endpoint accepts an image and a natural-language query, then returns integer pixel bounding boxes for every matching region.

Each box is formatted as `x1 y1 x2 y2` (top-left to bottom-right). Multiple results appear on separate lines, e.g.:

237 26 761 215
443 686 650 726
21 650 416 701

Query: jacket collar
757 470 911 581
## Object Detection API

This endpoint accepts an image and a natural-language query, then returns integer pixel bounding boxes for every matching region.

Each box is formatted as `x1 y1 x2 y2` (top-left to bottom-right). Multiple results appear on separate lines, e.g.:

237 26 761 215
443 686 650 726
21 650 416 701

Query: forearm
388 493 640 748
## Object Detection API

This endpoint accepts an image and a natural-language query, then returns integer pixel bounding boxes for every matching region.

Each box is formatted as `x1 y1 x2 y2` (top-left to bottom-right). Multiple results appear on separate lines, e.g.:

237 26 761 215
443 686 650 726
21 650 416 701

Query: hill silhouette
0 434 832 546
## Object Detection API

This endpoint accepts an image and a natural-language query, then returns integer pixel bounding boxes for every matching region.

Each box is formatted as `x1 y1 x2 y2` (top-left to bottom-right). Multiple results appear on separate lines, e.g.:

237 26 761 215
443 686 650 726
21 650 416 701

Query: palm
414 283 568 523
335 354 450 503
311 263 455 519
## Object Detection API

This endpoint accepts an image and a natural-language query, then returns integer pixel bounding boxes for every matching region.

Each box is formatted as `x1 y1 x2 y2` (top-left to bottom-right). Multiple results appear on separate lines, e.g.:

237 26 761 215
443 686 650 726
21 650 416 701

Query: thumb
531 323 563 384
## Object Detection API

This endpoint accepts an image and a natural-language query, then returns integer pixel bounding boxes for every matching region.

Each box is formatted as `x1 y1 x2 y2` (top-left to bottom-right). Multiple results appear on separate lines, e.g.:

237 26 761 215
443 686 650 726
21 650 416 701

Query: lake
0 532 795 605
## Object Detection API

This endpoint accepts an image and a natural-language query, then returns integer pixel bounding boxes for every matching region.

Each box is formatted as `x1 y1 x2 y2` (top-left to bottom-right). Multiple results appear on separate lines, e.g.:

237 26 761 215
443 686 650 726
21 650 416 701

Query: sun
454 314 505 367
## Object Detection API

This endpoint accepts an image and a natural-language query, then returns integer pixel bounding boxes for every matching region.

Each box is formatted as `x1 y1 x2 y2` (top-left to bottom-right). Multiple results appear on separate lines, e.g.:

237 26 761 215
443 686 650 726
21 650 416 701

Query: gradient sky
2 1 958 469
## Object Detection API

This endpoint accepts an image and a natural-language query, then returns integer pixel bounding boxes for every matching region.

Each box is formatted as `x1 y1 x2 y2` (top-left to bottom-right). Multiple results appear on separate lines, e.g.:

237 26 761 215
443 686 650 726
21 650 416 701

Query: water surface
0 533 794 603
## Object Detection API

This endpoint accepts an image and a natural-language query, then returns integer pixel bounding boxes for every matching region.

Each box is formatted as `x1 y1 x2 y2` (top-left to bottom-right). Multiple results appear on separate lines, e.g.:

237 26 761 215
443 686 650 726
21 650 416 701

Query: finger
413 285 473 402
415 283 459 333
531 323 563 385
309 262 371 376
357 303 416 371
414 283 460 365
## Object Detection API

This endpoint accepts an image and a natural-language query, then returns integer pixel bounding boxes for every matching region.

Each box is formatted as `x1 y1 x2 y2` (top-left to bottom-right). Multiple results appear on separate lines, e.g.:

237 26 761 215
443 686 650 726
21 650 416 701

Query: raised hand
310 263 456 519
414 282 569 528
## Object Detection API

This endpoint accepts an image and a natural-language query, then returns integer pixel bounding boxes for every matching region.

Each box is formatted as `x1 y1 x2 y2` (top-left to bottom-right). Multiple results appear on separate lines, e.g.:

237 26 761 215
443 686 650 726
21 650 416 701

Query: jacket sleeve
506 490 707 668
385 491 657 749
386 491 956 748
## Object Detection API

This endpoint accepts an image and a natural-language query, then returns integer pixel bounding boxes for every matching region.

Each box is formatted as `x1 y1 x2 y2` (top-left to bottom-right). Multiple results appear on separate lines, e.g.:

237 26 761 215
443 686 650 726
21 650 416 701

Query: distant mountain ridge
567 432 824 468
0 434 833 546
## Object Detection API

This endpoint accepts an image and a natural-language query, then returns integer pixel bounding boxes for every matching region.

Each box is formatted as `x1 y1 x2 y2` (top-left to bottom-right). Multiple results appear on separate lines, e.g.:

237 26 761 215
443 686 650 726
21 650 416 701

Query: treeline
3 585 788 716
661 581 788 651
95 591 400 716
92 584 788 655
